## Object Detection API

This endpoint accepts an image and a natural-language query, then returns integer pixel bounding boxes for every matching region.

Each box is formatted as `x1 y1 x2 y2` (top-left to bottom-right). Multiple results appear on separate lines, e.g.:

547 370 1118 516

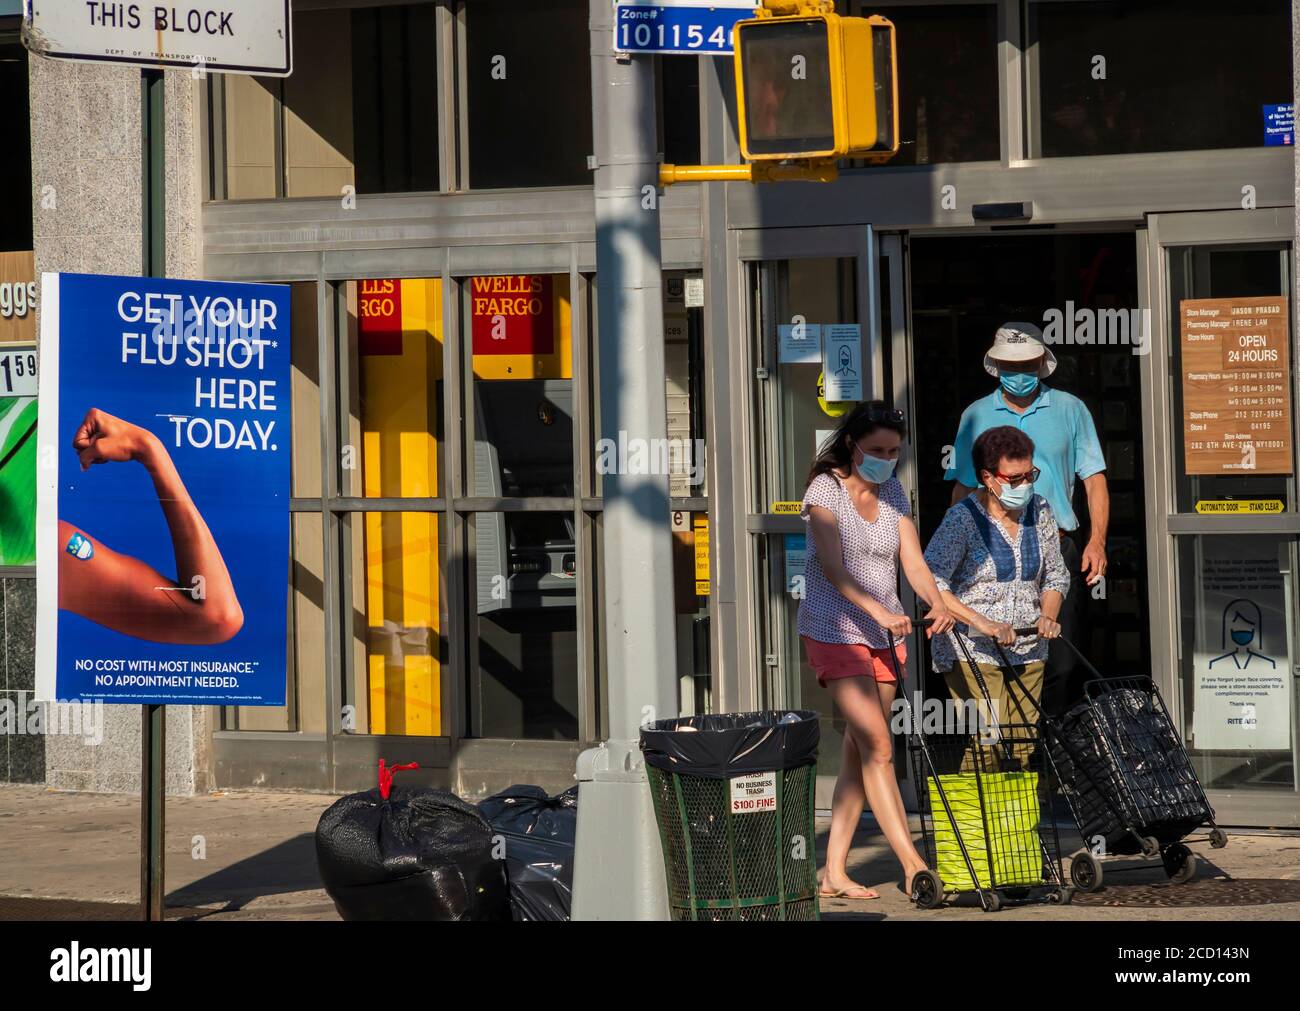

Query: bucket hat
982 321 1057 378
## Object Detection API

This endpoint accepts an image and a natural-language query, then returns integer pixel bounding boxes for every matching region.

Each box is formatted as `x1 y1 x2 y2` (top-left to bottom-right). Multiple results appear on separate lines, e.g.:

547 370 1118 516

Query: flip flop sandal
818 884 880 900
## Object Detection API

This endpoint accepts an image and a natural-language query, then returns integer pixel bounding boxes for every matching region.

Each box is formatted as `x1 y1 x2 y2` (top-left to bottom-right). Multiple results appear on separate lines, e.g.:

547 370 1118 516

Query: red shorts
802 636 906 687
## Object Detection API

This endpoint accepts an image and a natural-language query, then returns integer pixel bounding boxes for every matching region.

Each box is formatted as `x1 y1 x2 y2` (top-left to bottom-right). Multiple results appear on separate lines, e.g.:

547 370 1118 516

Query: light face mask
855 451 897 484
998 370 1040 397
991 479 1034 510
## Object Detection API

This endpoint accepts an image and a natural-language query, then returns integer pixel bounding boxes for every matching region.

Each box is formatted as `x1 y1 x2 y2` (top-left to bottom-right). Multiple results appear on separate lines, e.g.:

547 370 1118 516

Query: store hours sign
24 1 293 76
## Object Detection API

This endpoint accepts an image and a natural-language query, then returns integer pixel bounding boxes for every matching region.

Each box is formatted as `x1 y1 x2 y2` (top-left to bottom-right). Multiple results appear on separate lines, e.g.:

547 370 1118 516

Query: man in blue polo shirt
945 322 1109 715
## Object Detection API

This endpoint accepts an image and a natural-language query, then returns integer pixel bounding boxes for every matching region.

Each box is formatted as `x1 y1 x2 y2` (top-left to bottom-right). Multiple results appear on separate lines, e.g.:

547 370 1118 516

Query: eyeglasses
992 467 1040 487
865 406 905 423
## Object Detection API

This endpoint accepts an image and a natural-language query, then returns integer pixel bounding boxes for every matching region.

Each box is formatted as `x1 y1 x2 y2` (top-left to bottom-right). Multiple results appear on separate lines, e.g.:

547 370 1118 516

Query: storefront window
1176 534 1296 793
346 511 447 737
671 509 713 716
1167 243 1295 513
335 278 446 736
469 274 574 494
0 38 32 253
223 514 327 732
465 274 579 738
465 0 592 188
848 1 1000 166
213 3 439 200
343 278 444 499
660 56 701 166
468 511 579 739
290 282 322 497
1033 0 1293 158
758 257 859 504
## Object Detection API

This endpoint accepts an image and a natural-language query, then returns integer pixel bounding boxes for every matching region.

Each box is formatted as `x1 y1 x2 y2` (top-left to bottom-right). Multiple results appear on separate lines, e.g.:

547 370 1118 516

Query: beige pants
943 659 1044 771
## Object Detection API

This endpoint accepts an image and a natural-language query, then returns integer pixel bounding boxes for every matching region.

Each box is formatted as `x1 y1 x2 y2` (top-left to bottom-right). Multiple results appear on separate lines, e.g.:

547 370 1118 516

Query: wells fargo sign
358 278 402 355
471 275 553 356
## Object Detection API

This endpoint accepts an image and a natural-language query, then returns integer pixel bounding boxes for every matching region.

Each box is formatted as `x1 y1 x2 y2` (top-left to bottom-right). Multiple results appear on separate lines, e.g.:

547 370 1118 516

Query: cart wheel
1070 852 1104 893
1140 835 1161 858
911 870 943 910
981 891 1002 913
1163 843 1197 884
1209 828 1229 849
1170 854 1198 885
1058 887 1073 905
1046 889 1062 904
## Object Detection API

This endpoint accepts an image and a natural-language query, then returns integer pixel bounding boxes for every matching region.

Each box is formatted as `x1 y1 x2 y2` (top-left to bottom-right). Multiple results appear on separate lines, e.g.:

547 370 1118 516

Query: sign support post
140 65 166 923
570 0 677 920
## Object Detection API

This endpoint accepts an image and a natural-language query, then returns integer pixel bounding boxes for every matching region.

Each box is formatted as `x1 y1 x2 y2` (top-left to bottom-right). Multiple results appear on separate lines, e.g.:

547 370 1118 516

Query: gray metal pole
570 0 676 920
140 66 166 923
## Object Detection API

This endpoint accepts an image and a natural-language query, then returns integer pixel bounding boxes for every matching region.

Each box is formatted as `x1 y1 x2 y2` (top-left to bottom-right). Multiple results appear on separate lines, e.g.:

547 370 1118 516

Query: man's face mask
998 369 1040 398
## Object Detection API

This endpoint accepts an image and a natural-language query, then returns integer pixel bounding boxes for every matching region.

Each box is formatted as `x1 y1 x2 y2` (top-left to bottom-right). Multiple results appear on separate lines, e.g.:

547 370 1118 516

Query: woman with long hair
800 400 955 900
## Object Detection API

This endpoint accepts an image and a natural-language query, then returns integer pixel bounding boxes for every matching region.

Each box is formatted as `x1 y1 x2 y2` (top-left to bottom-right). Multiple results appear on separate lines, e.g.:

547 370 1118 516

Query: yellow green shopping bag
927 772 1042 891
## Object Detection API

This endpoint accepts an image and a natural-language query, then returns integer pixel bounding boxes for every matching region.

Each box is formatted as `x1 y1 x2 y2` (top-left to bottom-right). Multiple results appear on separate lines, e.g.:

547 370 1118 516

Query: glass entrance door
1146 210 1300 826
743 225 883 802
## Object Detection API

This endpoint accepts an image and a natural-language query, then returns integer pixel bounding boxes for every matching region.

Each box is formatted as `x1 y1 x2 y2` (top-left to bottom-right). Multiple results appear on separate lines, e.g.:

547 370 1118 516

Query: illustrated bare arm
58 409 243 644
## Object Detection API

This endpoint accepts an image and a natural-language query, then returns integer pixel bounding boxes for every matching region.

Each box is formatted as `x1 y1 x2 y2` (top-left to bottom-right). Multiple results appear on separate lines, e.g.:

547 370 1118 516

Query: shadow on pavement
166 832 322 911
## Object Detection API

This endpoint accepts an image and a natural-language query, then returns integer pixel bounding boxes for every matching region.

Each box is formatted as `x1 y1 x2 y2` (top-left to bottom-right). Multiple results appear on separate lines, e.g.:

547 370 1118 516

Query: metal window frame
213 249 614 790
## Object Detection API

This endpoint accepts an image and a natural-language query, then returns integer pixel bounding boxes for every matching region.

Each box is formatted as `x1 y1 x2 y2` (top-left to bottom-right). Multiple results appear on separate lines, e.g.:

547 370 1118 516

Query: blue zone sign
614 3 757 55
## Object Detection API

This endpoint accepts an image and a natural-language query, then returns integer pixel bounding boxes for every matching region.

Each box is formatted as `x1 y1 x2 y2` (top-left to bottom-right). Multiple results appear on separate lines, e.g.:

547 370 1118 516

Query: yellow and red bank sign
471 274 554 356
360 274 571 380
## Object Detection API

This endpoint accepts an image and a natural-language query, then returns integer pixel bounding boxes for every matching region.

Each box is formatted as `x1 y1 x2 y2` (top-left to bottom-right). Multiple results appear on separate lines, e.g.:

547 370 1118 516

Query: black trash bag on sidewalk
478 785 578 922
315 760 510 921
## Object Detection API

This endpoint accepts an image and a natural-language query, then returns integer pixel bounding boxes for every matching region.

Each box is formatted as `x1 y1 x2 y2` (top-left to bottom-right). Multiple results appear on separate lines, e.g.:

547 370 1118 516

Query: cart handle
882 617 932 692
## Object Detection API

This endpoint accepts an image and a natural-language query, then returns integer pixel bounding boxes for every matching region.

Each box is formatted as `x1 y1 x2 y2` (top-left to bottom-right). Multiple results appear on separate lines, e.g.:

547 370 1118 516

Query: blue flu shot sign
35 273 291 706
614 2 757 55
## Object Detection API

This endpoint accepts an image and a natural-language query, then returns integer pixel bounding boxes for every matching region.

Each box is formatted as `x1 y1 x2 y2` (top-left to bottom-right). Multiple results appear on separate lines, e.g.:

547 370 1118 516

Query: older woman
923 426 1070 738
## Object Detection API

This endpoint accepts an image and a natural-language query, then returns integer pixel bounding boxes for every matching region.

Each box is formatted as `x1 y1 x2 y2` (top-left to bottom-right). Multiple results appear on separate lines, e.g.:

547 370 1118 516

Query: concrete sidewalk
1 783 1298 920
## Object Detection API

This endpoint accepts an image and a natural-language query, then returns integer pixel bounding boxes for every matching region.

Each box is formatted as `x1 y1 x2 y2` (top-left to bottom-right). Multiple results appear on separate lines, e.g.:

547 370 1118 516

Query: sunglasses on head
864 406 905 424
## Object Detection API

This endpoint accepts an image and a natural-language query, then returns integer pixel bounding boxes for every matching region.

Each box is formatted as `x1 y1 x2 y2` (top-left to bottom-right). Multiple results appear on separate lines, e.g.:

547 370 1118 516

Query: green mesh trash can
641 710 820 921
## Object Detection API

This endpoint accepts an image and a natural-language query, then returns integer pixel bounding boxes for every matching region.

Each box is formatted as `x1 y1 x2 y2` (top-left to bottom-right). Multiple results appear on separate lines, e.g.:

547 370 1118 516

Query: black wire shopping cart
889 622 1070 912
1026 636 1229 892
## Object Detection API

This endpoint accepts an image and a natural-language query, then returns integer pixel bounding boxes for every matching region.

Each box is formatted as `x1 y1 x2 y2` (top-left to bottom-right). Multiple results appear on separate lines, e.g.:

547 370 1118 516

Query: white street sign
24 1 293 76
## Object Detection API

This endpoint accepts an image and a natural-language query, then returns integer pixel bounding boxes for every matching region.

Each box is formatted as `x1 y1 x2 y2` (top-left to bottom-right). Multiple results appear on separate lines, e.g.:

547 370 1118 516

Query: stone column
28 54 208 795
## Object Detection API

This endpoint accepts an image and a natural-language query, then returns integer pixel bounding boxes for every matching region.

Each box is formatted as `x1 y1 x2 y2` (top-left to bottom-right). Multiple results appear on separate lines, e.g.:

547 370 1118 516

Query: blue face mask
855 452 897 484
999 370 1040 398
994 480 1034 510
1231 628 1255 646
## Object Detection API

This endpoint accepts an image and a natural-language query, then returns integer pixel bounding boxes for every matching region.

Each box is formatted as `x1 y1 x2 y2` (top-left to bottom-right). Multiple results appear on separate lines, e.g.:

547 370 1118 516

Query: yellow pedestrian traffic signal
733 9 898 163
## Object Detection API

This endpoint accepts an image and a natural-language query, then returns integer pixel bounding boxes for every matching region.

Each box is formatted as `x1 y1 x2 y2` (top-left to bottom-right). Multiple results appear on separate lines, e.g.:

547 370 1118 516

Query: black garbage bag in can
315 760 511 921
478 784 578 921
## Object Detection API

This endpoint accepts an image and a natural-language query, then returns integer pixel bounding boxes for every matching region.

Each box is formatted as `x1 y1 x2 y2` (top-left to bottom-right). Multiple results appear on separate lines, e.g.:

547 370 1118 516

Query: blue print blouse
922 493 1071 672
